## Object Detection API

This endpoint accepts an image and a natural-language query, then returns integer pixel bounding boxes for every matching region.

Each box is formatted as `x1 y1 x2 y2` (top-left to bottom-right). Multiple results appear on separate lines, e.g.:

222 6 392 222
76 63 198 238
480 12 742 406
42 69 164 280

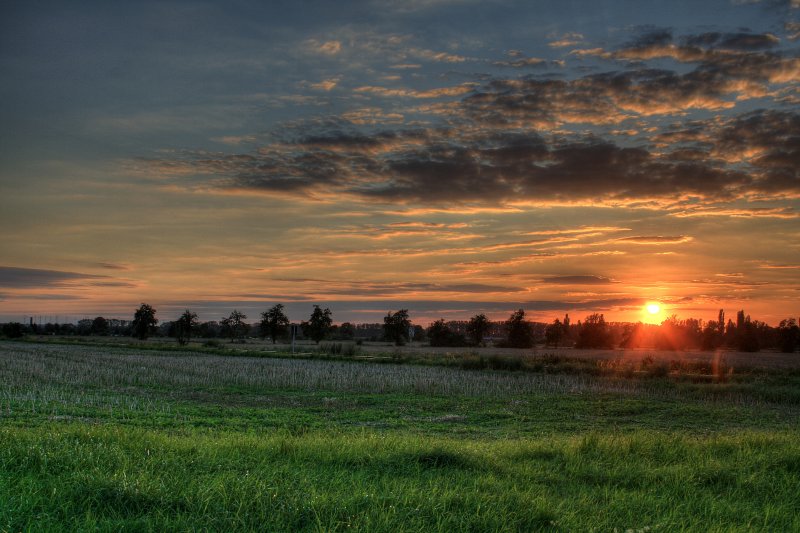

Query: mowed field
35 334 800 370
1 340 799 531
265 339 800 371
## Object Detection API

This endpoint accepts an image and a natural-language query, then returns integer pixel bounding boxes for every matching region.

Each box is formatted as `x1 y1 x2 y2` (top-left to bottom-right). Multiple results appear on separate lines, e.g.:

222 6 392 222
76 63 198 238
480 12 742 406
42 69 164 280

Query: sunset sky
1 0 798 325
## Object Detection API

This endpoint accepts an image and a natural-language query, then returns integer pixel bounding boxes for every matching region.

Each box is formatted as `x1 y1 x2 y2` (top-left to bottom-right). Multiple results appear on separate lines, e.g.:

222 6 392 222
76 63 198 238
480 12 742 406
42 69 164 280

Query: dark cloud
95 262 130 270
683 32 723 48
458 54 797 134
492 52 563 69
155 109 796 206
712 110 800 193
146 26 799 208
605 30 797 92
0 267 107 289
625 27 674 49
350 133 755 205
683 31 780 50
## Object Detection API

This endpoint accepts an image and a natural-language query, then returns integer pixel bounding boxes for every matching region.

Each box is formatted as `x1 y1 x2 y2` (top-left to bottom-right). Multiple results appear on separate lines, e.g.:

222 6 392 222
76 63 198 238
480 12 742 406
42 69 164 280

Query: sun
646 303 661 315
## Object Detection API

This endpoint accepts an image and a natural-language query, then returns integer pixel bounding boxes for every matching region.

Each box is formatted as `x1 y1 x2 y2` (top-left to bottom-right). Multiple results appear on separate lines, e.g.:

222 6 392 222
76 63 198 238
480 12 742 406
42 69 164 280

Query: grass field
1 340 799 531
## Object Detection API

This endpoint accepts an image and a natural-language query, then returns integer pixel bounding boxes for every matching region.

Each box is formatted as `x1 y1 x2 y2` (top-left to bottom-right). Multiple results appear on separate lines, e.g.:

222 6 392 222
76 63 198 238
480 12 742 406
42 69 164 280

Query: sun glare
646 303 661 315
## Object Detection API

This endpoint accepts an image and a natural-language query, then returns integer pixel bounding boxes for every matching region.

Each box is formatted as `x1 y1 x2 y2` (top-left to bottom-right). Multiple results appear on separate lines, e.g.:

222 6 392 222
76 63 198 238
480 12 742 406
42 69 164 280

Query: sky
1 0 799 326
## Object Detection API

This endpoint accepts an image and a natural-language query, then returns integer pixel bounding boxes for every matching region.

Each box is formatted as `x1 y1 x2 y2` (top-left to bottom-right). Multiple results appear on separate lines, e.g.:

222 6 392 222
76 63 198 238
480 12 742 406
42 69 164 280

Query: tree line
2 304 798 353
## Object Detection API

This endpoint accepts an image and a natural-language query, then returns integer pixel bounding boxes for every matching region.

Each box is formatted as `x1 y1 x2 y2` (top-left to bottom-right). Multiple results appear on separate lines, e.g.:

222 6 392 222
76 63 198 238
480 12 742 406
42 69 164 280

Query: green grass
3 428 798 532
1 341 799 531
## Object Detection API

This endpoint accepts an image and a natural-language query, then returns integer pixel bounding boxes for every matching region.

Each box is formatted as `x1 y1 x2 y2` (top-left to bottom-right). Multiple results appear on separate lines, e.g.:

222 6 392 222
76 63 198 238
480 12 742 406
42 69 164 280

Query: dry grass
2 341 794 411
0 341 639 399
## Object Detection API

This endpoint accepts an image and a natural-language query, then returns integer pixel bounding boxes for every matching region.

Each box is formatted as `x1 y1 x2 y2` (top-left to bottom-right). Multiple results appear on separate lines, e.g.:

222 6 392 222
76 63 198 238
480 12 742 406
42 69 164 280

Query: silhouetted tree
132 303 158 340
337 322 356 340
736 314 760 352
720 318 734 347
303 305 332 344
562 313 572 344
91 316 109 336
175 309 198 346
620 323 643 349
575 313 612 349
1 322 25 338
427 319 466 347
205 321 223 338
383 309 411 346
505 309 534 349
682 318 702 349
221 310 249 342
466 314 490 346
260 304 290 344
778 318 799 353
701 320 719 351
76 319 93 336
655 315 689 351
545 318 564 347
427 319 450 346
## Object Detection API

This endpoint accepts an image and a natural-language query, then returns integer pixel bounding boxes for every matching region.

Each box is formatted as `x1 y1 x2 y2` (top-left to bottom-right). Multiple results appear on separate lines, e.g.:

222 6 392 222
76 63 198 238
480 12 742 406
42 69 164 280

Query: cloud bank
144 28 798 211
